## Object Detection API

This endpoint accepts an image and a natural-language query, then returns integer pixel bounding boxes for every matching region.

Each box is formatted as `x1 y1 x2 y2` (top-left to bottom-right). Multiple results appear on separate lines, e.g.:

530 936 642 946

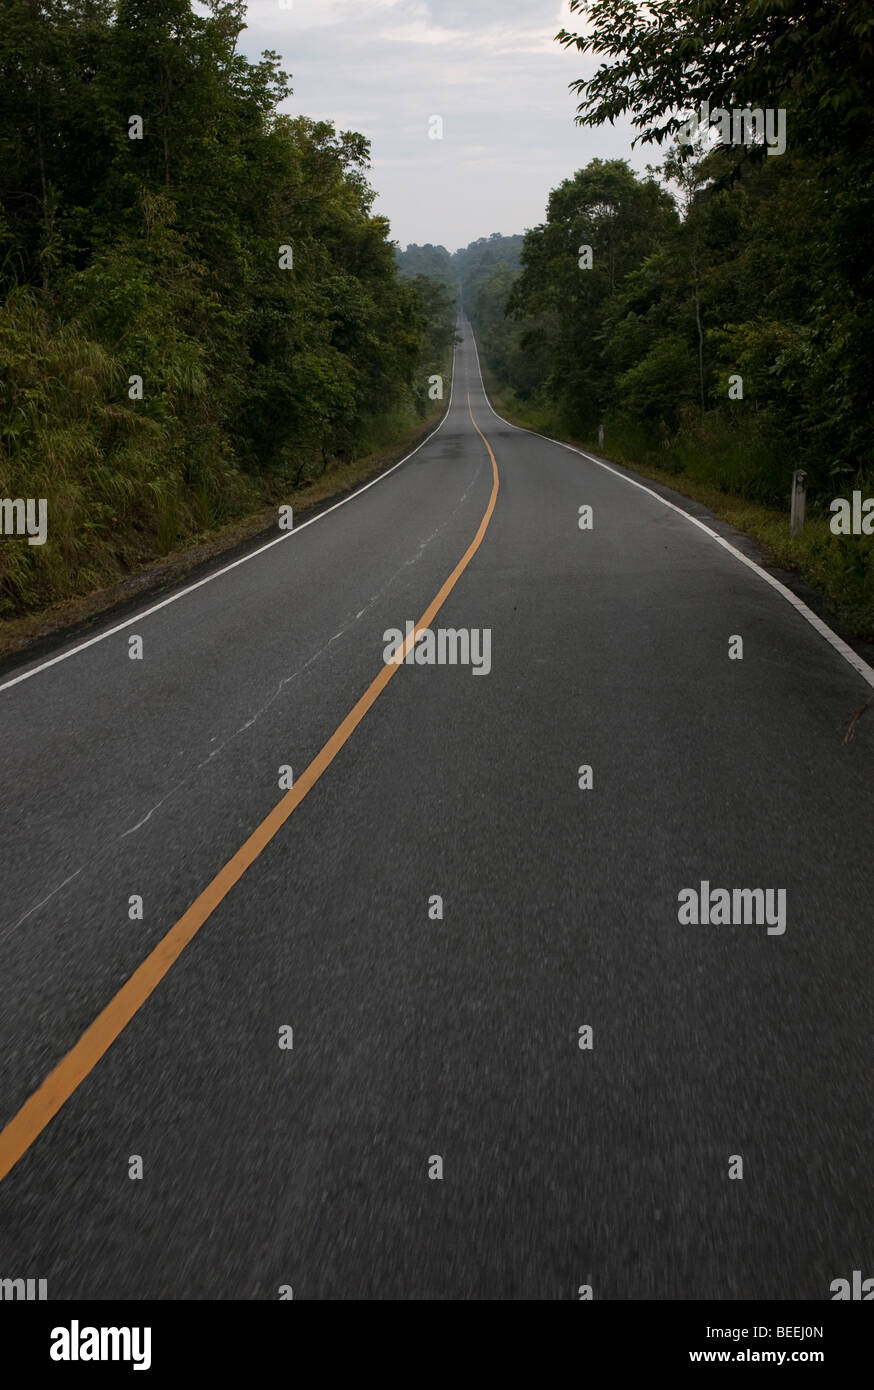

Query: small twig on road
844 691 874 743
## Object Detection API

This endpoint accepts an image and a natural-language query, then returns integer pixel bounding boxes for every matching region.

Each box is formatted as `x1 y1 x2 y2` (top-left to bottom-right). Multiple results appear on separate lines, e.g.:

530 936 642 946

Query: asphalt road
1 322 872 1300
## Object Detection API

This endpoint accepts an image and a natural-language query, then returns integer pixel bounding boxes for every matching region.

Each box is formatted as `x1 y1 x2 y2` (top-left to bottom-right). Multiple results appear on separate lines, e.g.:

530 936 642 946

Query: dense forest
4 0 872 636
396 234 526 385
0 0 455 618
457 1 874 636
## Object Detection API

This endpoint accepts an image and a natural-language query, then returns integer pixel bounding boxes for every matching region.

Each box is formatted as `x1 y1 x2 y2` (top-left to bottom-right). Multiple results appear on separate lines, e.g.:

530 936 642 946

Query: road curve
0 322 872 1299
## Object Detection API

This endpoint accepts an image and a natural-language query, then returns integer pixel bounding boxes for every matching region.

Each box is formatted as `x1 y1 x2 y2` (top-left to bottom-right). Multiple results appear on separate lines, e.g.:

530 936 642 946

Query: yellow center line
0 392 499 1185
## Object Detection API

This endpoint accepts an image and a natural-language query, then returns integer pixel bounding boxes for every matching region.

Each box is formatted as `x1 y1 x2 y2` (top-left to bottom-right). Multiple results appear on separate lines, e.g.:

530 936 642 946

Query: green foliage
475 119 874 505
502 160 677 433
469 0 874 631
395 243 455 293
615 337 699 426
454 233 524 310
557 0 874 155
545 0 874 486
0 0 447 615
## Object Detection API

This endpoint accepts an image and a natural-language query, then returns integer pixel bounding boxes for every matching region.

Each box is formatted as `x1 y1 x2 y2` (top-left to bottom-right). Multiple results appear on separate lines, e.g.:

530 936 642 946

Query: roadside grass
0 385 448 659
0 287 452 633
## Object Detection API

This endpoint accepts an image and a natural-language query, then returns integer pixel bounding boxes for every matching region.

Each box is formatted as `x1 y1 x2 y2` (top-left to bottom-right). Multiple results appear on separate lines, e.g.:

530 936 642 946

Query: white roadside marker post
790 468 807 537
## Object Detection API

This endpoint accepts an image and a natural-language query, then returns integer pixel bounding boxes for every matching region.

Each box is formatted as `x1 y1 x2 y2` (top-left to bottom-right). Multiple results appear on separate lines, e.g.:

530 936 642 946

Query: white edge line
0 348 458 695
468 322 874 691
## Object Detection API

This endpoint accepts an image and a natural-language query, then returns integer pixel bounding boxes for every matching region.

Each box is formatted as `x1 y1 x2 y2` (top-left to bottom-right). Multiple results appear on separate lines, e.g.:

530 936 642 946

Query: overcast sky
238 0 648 251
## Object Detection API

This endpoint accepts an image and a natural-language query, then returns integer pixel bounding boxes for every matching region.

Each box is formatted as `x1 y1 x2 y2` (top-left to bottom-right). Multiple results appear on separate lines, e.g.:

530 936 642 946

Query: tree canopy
0 0 455 615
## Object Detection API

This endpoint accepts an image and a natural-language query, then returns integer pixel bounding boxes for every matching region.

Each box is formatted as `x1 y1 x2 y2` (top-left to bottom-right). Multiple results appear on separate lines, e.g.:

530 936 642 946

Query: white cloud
238 0 648 249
